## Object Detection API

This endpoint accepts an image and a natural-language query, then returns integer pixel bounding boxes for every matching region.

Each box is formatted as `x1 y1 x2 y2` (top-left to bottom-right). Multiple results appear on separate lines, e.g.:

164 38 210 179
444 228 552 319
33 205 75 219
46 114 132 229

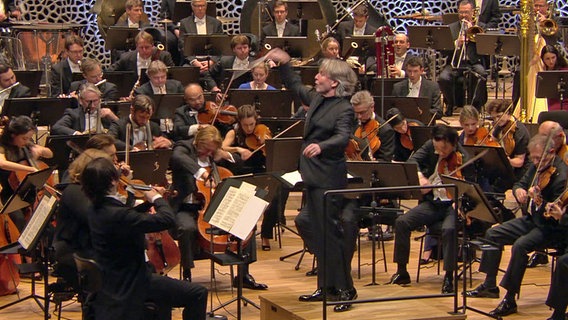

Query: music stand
297 66 319 86
409 126 433 152
368 78 404 99
104 26 139 51
172 1 216 24
476 34 520 99
264 36 309 58
408 25 455 81
376 96 431 125
168 66 200 86
152 94 185 119
116 149 172 185
265 68 283 89
103 71 138 98
536 70 568 110
285 0 323 34
261 119 304 137
182 34 234 58
462 145 516 191
44 134 90 179
14 70 42 97
342 36 375 57
103 100 131 119
229 89 293 118
265 137 303 174
2 97 72 127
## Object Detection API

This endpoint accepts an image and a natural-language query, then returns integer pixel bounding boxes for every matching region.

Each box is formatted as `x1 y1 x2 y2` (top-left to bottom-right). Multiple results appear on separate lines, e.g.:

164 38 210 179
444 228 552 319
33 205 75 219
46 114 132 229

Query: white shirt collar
127 18 139 28
194 16 206 24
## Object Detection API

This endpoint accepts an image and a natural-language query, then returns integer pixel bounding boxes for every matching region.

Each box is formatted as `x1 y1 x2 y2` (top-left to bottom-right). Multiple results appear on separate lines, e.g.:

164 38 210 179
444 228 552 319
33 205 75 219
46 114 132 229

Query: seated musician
204 35 254 93
0 0 22 22
107 30 175 77
390 33 413 78
0 64 31 112
0 116 53 231
385 107 424 162
540 45 568 111
238 62 277 90
261 1 300 41
464 134 568 317
169 125 268 289
51 83 119 136
108 94 172 151
67 58 119 101
173 83 234 141
389 125 471 294
487 99 530 181
320 37 340 61
134 60 184 97
114 0 150 28
179 0 223 71
349 90 394 161
391 56 442 120
458 105 497 146
50 35 84 97
81 157 208 320
438 0 488 116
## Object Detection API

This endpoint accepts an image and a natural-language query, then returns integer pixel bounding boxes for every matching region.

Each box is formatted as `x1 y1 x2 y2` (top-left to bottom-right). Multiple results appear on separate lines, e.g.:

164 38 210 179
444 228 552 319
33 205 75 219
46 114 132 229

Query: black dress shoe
234 274 268 290
299 288 338 302
489 298 517 317
464 284 500 298
388 272 411 285
333 287 358 312
442 276 454 294
527 252 549 268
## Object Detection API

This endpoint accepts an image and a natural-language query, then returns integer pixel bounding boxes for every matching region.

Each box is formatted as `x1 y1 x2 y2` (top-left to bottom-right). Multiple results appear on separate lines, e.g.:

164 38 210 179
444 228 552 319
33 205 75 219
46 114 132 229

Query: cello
0 214 21 296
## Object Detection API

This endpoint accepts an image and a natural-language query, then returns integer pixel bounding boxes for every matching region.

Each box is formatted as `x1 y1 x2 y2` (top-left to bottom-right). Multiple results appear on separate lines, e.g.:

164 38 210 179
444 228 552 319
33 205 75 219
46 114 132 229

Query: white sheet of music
19 195 56 250
281 170 302 186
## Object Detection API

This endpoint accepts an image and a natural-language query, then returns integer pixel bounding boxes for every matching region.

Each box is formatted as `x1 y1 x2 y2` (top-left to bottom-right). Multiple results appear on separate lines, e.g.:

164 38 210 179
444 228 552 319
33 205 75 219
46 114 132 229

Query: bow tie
195 17 205 25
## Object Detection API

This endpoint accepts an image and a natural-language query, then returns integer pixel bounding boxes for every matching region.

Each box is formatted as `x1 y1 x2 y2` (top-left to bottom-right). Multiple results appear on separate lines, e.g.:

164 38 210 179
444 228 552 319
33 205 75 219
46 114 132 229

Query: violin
346 119 381 160
466 126 500 147
496 120 517 156
531 164 556 207
400 121 420 151
197 101 237 125
438 151 464 180
244 124 272 156
544 188 568 219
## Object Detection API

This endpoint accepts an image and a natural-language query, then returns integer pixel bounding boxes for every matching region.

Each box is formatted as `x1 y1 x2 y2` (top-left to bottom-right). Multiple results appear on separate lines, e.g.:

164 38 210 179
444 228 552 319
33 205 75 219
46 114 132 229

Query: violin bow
355 114 399 158
248 120 303 157
478 100 514 146
447 148 489 177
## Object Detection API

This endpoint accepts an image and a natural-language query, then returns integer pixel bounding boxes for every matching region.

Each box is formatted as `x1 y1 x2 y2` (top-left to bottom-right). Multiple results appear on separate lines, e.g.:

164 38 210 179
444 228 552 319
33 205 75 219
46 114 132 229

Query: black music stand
407 25 455 81
342 35 375 57
368 78 404 104
264 36 309 58
462 145 516 192
229 89 293 118
285 0 322 34
376 96 431 125
103 100 131 119
265 137 303 175
104 26 139 51
2 97 72 127
116 149 172 185
476 34 520 99
103 71 138 98
45 134 90 180
14 70 42 97
152 94 184 118
261 119 304 137
182 34 234 58
168 66 201 86
409 126 433 152
172 1 216 24
0 168 56 320
536 70 568 110
298 66 319 86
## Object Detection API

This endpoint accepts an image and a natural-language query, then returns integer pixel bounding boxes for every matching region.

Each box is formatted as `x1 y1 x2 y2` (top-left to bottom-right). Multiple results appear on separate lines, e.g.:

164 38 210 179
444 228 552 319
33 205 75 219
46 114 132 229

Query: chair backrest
538 111 568 129
73 253 103 294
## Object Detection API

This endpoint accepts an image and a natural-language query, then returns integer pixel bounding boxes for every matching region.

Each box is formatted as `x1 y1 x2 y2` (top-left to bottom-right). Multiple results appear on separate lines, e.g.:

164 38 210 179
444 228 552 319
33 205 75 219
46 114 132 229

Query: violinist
0 116 53 231
109 94 173 151
389 125 470 294
487 99 530 180
458 105 499 146
465 134 568 318
81 157 208 320
385 107 424 162
349 90 394 161
539 121 568 165
67 58 119 102
169 126 267 289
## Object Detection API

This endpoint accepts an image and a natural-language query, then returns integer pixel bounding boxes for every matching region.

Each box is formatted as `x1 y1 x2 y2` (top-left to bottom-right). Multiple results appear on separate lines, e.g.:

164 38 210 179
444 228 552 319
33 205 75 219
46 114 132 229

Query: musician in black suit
51 84 118 136
390 33 415 78
439 0 488 116
134 60 184 97
81 157 207 320
391 56 442 121
0 64 30 112
108 31 175 76
544 197 568 320
178 0 223 70
464 134 568 317
389 125 471 294
266 48 358 312
113 0 150 28
204 35 254 92
109 94 172 151
0 0 21 22
472 0 501 29
51 35 83 97
68 58 119 102
261 1 300 41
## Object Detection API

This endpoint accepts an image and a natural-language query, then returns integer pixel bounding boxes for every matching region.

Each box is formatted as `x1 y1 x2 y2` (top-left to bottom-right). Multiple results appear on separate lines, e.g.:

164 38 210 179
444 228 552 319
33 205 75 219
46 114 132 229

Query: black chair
537 111 568 128
415 225 443 283
73 253 103 320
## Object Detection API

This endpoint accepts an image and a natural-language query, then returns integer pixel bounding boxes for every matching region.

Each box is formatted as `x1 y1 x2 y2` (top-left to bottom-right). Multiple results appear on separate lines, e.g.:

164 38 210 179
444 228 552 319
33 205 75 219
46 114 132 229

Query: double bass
0 214 21 296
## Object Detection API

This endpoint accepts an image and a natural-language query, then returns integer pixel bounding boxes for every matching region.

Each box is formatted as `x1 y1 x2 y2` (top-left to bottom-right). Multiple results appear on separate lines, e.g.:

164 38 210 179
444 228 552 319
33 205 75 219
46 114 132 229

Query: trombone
451 20 467 69
538 1 558 37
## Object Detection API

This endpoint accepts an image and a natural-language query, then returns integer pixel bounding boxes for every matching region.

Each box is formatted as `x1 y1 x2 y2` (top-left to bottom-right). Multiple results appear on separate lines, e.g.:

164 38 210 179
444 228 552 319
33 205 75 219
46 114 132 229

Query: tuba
375 26 395 77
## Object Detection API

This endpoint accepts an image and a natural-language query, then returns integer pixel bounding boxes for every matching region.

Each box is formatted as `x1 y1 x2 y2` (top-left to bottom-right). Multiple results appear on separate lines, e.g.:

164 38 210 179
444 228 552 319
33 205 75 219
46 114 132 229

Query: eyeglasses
274 10 287 14
192 4 206 8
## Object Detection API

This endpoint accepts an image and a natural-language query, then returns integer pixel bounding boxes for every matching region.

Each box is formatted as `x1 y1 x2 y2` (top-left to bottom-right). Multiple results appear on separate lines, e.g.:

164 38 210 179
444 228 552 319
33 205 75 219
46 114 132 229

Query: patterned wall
11 0 568 69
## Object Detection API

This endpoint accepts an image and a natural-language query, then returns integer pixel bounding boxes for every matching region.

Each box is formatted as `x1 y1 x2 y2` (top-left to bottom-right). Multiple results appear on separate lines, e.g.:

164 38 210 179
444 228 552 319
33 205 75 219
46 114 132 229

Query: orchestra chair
415 223 443 283
538 110 568 133
73 253 103 320
46 267 79 320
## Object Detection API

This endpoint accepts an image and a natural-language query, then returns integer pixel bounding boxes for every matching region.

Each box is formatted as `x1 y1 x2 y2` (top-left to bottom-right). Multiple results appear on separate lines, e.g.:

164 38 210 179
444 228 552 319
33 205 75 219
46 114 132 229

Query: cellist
169 126 268 289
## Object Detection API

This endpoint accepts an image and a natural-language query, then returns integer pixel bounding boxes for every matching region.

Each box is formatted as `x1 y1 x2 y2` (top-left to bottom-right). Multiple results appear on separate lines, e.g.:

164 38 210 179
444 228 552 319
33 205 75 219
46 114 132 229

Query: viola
244 124 272 156
0 214 21 296
496 120 517 156
146 200 181 275
466 126 500 147
532 164 556 207
400 121 420 151
197 101 237 125
346 119 381 160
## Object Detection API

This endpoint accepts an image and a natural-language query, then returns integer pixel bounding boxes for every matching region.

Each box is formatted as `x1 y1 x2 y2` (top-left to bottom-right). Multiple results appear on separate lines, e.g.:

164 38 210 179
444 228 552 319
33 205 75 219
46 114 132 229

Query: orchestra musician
158 0 182 65
68 58 119 101
0 116 53 231
320 37 340 60
51 83 118 136
50 35 84 97
169 125 268 289
0 64 30 112
238 62 277 90
265 48 358 312
107 31 175 76
473 0 501 29
261 1 300 41
204 34 254 93
134 60 184 97
0 0 21 22
81 157 208 320
350 90 395 162
108 94 173 151
540 45 568 111
464 134 568 317
390 33 414 78
391 56 442 120
389 125 471 294
385 107 424 162
113 0 150 28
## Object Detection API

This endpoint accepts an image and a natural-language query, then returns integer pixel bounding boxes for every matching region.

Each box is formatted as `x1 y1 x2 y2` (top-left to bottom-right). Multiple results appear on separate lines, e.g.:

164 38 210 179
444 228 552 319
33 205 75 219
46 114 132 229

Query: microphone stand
379 30 387 117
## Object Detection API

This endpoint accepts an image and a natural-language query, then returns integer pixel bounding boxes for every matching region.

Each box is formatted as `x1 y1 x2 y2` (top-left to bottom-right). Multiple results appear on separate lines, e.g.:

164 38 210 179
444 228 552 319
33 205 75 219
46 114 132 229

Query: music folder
116 149 172 186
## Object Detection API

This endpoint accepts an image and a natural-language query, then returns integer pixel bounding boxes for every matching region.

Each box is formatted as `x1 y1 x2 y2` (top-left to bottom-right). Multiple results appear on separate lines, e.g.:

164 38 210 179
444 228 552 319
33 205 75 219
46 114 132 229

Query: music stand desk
45 134 90 171
183 34 233 57
284 1 323 19
103 71 138 98
375 96 431 124
2 97 72 126
229 89 293 118
14 70 42 97
347 161 421 200
462 145 516 191
265 137 303 174
116 149 172 185
152 94 185 119
475 33 520 56
407 25 455 51
297 66 318 86
261 119 304 137
536 70 568 100
105 26 139 51
264 36 309 58
342 36 375 57
408 126 433 152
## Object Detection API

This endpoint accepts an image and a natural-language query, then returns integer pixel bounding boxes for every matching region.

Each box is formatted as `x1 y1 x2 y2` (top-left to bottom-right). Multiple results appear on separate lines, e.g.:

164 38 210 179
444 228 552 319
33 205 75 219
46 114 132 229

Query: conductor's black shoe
441 275 454 294
299 288 337 302
489 298 517 317
527 252 548 268
234 274 268 290
333 287 358 312
463 284 500 298
388 272 411 285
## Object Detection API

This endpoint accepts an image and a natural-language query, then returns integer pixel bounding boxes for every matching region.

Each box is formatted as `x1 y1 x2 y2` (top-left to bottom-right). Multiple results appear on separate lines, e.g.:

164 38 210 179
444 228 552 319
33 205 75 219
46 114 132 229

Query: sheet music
281 170 303 186
19 195 56 250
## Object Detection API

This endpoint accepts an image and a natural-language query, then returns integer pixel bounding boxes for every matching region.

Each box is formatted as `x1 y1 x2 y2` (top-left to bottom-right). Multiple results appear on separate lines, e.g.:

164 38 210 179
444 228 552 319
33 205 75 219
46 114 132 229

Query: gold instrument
451 20 467 69
466 6 484 42
538 1 558 36
0 82 20 94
